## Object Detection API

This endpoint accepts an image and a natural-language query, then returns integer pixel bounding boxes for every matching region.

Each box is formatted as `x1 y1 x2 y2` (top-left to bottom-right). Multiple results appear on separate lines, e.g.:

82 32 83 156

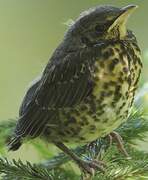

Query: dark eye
95 24 105 33
81 36 91 45
81 36 92 46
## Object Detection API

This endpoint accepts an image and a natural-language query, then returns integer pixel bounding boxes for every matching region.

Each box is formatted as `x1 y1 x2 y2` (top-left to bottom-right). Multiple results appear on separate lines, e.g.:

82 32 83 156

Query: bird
8 4 142 174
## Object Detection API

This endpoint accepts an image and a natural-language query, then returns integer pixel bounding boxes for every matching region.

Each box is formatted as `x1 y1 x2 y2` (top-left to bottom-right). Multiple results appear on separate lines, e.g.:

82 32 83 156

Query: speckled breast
78 40 142 142
45 40 142 144
89 41 142 136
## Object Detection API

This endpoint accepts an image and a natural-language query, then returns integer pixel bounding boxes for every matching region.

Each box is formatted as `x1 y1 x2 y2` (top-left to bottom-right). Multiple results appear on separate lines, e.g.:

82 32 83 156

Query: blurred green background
0 0 147 162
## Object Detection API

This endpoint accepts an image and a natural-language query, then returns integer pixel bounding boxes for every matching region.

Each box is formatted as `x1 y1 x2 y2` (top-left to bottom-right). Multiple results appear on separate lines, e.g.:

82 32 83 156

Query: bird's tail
7 136 22 151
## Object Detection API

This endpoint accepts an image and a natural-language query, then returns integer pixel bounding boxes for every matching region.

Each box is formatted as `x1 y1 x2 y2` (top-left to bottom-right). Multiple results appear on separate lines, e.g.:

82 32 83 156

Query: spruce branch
0 158 80 180
117 109 148 144
0 145 148 179
94 148 148 179
0 158 53 180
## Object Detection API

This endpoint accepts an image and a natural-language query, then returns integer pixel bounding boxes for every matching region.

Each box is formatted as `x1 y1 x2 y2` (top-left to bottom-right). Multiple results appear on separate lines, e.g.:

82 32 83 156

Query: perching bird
8 5 142 174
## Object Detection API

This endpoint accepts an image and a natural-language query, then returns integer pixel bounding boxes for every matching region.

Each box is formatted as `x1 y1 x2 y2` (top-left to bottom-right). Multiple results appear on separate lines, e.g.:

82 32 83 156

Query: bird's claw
78 159 106 175
109 131 130 158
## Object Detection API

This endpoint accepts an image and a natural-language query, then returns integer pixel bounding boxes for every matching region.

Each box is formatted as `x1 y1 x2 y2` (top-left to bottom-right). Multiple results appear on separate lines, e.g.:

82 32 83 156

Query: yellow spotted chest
45 40 142 144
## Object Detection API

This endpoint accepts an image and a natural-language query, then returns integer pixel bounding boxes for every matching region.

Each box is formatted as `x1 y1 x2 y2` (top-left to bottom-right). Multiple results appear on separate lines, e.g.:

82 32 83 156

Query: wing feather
14 48 94 138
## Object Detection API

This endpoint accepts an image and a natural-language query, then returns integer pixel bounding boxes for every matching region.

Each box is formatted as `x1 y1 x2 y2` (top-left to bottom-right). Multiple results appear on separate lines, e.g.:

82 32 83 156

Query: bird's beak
108 5 138 33
121 4 138 15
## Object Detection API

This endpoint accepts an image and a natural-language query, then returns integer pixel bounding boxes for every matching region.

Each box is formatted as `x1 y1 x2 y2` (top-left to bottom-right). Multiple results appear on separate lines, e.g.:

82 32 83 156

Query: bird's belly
45 79 133 144
44 43 142 144
68 86 132 143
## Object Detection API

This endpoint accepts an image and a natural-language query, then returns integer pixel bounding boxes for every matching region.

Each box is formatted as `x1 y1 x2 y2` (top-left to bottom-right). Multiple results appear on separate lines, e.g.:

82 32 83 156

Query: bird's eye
81 36 92 47
81 36 90 44
95 24 105 33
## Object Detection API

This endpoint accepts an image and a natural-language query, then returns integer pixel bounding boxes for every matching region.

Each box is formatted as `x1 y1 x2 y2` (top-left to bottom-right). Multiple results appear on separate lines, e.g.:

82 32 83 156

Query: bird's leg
54 141 105 175
107 134 113 146
109 131 129 157
86 140 106 165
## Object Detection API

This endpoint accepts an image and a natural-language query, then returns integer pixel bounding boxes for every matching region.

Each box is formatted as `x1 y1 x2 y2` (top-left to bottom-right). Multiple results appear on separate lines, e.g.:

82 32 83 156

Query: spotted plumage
8 5 142 174
39 40 141 144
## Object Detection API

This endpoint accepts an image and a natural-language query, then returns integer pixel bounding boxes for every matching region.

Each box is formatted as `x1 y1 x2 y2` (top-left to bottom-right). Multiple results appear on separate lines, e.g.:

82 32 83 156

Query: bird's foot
54 141 106 176
77 159 106 175
108 131 130 158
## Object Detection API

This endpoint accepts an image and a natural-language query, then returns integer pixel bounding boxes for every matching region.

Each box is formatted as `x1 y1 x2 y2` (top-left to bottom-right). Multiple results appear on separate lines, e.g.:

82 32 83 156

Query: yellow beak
108 5 138 32
120 5 138 21
121 5 138 14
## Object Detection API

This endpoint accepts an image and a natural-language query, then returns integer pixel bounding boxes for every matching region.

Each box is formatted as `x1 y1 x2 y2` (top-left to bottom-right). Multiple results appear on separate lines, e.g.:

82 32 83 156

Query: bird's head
67 5 138 46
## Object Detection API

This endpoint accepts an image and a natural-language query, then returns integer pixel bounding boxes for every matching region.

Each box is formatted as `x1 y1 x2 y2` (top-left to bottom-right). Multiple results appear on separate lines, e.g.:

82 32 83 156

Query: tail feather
7 137 22 151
